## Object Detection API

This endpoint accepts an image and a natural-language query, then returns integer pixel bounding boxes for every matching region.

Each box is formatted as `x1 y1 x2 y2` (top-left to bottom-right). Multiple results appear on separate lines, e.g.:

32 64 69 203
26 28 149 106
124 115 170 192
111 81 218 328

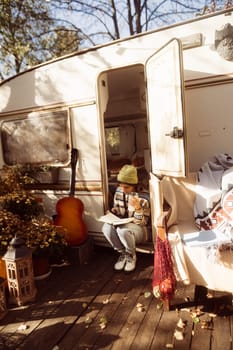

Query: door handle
165 126 183 139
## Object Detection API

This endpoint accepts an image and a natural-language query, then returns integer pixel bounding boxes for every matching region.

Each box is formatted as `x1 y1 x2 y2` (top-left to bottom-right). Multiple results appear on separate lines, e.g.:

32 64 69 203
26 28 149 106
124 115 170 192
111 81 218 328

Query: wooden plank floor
0 246 232 350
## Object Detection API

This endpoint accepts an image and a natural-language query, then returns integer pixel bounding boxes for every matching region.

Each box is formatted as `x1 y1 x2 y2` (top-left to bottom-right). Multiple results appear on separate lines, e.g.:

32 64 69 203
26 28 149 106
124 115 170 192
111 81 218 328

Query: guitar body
54 148 88 246
54 197 87 246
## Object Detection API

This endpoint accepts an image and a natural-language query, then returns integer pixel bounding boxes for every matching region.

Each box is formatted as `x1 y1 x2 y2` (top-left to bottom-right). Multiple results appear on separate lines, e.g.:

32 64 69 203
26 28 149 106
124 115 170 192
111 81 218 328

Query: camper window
1 110 70 166
105 127 120 155
105 125 136 159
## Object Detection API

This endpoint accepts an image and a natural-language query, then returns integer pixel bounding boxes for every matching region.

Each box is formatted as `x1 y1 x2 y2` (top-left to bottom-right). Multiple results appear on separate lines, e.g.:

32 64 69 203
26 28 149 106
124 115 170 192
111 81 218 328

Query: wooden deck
0 246 232 350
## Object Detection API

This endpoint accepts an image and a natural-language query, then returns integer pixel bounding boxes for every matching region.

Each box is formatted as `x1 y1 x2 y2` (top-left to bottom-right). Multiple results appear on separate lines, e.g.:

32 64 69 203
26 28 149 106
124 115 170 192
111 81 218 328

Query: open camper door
145 38 187 178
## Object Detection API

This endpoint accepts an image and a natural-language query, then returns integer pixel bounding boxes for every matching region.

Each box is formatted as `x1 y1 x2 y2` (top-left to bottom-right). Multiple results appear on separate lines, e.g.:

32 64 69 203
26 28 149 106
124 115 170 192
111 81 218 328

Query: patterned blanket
195 154 233 244
195 188 233 231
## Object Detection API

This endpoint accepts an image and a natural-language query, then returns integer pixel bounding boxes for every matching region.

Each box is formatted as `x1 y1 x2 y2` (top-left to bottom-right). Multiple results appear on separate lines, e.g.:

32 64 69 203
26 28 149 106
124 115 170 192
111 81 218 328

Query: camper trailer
0 8 233 253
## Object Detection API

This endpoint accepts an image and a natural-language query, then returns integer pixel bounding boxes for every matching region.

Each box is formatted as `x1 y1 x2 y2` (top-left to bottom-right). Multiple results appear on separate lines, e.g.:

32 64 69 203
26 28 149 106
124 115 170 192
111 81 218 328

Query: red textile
152 235 176 300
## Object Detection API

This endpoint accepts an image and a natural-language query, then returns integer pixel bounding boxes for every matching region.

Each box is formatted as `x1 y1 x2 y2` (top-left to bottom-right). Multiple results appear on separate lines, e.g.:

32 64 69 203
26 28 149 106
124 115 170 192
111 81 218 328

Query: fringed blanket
194 153 233 233
194 153 233 254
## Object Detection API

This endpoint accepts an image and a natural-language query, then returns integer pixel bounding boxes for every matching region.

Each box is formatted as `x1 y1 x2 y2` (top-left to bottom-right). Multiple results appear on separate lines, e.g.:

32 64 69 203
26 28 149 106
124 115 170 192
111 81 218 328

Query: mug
128 192 139 212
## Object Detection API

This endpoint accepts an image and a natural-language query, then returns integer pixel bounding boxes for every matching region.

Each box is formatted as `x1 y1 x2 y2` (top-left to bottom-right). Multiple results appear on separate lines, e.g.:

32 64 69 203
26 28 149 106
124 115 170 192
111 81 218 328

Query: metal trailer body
0 9 233 248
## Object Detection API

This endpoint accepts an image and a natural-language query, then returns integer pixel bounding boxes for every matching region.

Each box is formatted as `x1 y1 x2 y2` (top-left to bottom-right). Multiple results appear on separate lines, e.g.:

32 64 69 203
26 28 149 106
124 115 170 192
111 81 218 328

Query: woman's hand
128 195 141 211
111 207 117 214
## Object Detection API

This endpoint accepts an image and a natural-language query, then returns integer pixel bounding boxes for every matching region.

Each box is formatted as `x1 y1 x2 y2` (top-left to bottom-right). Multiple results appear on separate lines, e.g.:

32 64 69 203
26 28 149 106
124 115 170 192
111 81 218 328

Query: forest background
0 0 231 81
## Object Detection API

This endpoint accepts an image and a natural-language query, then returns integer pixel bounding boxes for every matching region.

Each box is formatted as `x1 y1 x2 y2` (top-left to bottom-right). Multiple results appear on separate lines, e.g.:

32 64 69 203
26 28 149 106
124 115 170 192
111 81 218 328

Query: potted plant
0 209 23 278
22 217 68 276
0 166 67 278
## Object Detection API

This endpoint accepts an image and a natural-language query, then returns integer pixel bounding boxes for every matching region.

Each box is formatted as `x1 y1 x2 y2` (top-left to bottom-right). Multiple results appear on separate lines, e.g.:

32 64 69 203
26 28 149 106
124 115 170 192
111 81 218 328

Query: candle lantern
3 236 37 306
0 277 7 319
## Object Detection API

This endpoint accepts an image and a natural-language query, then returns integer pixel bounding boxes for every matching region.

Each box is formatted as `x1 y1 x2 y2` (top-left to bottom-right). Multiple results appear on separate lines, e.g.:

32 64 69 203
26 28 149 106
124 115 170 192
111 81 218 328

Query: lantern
0 277 7 319
3 236 37 306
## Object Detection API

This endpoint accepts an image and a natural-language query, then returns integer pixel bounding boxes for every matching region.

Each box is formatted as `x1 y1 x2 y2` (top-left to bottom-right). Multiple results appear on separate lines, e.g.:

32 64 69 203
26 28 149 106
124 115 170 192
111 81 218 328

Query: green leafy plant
22 217 67 262
0 191 43 220
0 166 67 263
0 209 22 256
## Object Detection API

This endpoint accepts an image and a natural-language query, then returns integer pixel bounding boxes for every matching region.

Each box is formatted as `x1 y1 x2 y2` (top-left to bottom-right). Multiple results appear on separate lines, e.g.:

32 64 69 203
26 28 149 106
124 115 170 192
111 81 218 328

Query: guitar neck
69 148 78 197
70 166 76 197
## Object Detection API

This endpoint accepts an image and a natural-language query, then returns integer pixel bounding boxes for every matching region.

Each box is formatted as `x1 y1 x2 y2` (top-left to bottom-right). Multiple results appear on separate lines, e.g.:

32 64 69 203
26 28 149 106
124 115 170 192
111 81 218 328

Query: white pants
102 222 144 255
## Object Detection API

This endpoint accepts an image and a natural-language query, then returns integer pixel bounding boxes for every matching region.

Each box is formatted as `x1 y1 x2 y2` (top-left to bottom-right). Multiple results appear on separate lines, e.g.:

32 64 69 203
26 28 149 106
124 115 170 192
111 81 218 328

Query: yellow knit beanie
117 165 138 185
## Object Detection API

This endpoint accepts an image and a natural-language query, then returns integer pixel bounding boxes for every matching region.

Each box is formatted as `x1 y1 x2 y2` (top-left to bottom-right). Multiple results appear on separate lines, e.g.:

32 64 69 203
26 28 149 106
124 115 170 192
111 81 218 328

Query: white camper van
0 8 233 251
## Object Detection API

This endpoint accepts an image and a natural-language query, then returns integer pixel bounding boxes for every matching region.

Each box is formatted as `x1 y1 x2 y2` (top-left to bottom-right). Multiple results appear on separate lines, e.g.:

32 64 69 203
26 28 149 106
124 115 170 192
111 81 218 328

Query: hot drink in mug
128 192 139 212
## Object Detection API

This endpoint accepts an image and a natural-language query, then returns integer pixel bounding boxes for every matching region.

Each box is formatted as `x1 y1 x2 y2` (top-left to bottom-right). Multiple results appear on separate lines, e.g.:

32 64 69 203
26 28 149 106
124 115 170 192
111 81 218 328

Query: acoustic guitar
54 148 87 246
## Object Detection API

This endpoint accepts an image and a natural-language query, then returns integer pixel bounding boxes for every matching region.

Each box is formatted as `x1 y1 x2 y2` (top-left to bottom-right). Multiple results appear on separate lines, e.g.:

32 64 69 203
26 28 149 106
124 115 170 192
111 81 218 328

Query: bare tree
0 0 231 80
51 0 230 46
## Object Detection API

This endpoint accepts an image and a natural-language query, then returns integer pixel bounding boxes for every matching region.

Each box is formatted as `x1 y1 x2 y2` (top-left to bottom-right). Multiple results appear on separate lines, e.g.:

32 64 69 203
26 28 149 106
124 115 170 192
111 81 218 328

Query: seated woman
102 164 150 272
